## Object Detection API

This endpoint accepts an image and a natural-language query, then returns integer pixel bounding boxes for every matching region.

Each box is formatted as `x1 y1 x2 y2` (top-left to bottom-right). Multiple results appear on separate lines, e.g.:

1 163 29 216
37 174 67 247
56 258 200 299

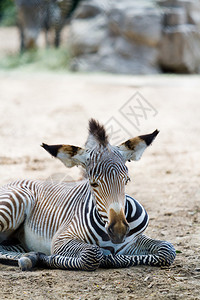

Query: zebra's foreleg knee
39 241 103 271
129 235 176 267
18 252 40 271
79 244 104 271
100 253 136 269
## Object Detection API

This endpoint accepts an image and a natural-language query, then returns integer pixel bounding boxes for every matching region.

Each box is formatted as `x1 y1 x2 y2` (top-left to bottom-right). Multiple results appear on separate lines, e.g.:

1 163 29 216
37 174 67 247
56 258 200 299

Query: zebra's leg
100 235 176 268
37 240 104 271
54 16 65 48
18 252 40 271
19 25 25 53
0 242 44 271
0 235 39 271
44 5 50 48
55 27 61 48
0 242 42 271
44 26 50 48
0 241 25 267
0 240 39 270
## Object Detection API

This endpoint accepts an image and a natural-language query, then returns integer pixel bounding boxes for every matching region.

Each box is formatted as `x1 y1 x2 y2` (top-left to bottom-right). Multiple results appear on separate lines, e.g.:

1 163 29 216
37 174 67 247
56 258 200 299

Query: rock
69 0 162 74
72 0 113 19
69 15 107 56
68 0 200 74
73 2 102 19
71 39 160 75
114 37 159 68
108 5 162 46
159 24 200 73
121 8 162 46
162 7 187 26
157 0 200 27
184 0 200 28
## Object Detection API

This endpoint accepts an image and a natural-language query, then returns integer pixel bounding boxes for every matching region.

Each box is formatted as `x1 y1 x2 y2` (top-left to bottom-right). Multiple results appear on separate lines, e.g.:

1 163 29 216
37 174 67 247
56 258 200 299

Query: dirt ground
0 27 200 300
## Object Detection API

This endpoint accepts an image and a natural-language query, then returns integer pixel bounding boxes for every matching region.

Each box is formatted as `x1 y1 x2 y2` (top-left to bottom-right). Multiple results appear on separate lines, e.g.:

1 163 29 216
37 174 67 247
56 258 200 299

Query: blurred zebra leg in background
15 0 82 51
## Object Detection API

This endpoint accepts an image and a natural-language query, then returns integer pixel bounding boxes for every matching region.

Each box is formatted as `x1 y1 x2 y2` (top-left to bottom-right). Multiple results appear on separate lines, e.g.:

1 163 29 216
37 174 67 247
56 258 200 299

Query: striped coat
0 119 176 270
15 0 82 51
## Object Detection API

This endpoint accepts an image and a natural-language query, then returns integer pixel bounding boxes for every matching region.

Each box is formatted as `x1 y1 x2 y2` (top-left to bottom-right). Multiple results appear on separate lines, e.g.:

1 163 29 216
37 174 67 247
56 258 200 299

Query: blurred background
0 0 200 73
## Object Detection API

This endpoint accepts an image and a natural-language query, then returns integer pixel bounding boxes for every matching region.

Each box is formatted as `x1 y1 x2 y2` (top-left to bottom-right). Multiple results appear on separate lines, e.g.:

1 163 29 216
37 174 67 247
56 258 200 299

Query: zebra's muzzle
106 222 130 244
106 208 130 244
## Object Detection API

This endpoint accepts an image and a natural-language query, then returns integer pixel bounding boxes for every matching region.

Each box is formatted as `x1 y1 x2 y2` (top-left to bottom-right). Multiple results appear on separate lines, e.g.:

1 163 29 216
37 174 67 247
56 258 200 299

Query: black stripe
127 213 148 236
126 198 143 223
89 206 109 242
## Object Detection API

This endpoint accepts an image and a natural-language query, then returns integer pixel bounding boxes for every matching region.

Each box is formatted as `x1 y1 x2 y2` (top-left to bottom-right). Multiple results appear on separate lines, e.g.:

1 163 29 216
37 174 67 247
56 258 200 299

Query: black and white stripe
0 178 175 270
0 119 176 270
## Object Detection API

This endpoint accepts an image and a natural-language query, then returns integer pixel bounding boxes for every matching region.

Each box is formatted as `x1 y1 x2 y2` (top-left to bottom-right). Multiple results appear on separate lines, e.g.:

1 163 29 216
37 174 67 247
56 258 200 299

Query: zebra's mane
86 119 109 148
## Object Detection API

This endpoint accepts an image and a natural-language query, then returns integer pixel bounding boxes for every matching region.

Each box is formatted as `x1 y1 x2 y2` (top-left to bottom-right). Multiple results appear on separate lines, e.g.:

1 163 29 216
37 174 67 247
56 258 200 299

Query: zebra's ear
41 143 88 168
116 130 159 162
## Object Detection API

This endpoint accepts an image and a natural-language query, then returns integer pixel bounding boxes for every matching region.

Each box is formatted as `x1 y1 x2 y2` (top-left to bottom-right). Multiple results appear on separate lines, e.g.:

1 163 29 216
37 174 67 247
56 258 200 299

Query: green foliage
0 0 17 26
0 47 71 71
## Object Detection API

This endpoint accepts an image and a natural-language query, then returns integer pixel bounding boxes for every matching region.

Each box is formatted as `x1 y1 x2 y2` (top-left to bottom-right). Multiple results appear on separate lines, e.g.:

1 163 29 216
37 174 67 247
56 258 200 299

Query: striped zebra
0 119 176 271
15 0 82 51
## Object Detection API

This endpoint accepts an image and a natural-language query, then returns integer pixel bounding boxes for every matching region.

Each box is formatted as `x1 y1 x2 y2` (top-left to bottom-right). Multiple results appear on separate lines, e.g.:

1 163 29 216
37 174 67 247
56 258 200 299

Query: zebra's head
42 119 159 244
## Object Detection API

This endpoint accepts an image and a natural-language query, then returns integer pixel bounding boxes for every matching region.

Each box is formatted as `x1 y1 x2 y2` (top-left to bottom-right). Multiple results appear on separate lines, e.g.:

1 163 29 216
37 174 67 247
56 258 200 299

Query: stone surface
158 0 200 73
73 2 102 19
162 7 187 26
69 15 107 56
108 6 162 46
158 0 200 27
159 24 200 73
68 0 200 74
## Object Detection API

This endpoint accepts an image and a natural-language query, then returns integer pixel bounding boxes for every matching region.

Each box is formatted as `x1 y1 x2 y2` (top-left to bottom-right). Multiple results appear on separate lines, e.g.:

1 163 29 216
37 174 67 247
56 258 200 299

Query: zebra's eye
125 177 130 185
90 182 99 188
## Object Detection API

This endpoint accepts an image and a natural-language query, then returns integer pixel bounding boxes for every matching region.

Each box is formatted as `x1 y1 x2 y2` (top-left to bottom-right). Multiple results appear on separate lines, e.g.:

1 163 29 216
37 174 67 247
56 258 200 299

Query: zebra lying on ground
0 119 176 271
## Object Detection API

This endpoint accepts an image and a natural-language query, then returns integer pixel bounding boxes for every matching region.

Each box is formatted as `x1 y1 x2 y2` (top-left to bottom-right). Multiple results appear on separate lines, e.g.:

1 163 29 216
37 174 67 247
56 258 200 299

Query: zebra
15 0 82 51
0 119 176 271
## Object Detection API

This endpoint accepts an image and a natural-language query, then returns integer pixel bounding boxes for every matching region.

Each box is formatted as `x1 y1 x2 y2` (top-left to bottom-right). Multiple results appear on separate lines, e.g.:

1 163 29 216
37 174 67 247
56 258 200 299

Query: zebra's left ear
117 130 159 162
41 143 88 168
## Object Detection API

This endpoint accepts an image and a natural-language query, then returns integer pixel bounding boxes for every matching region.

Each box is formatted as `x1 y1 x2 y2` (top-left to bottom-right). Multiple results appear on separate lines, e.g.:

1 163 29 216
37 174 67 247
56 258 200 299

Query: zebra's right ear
41 143 88 168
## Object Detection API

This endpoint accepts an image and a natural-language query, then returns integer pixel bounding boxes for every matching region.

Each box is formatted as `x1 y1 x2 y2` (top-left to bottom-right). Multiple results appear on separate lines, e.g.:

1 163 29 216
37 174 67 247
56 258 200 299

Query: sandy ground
0 26 69 58
0 27 200 299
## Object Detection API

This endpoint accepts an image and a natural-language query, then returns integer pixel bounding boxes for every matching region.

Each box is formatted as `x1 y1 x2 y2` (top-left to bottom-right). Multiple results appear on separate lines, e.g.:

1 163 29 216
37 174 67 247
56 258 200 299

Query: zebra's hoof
18 252 39 271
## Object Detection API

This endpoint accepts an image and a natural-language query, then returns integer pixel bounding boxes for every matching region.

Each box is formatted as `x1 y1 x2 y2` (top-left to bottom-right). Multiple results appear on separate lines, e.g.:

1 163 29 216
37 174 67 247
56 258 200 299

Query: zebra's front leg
100 235 176 269
37 239 104 271
128 234 176 267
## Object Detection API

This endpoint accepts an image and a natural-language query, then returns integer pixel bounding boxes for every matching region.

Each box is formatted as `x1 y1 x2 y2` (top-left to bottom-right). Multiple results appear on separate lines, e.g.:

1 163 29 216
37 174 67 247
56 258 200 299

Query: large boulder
68 0 200 74
158 0 200 73
159 24 200 73
108 6 161 47
162 7 187 26
69 15 107 56
69 0 162 74
158 0 200 27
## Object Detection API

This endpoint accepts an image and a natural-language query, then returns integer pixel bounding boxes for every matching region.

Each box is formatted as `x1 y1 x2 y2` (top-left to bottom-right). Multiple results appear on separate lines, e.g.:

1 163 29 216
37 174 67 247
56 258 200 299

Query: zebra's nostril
126 225 130 235
122 221 129 234
107 226 114 236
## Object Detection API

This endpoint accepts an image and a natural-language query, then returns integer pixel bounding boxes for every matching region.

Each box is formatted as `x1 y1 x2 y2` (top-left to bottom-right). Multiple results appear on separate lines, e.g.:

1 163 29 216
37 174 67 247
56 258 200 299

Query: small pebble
195 268 200 272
